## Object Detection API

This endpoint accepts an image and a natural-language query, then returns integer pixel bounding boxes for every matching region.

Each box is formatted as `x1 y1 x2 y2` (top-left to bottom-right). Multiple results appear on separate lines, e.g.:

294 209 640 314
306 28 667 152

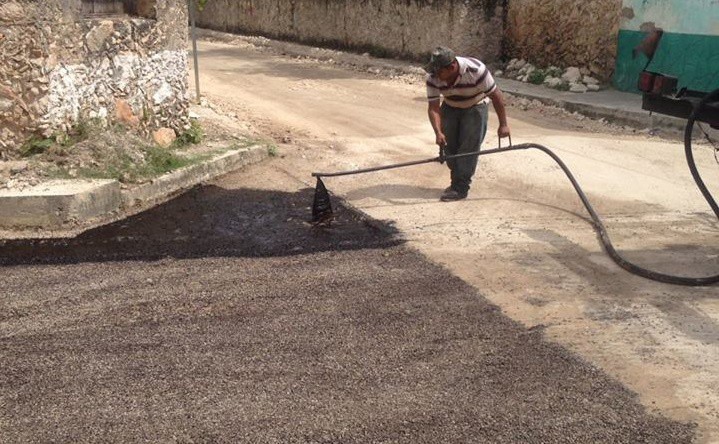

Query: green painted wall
615 0 719 93
615 30 719 93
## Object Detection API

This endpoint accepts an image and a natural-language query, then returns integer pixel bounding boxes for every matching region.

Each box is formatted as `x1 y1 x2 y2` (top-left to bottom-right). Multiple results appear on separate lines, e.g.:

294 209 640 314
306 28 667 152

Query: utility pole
188 0 201 104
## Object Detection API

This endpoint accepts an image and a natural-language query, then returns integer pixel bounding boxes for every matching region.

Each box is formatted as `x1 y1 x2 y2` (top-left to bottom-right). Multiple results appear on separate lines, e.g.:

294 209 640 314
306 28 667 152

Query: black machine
635 29 719 227
639 71 719 128
635 28 719 128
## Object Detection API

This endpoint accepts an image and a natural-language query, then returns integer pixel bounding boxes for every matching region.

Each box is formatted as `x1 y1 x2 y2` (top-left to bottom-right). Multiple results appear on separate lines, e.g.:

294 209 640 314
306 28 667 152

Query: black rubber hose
450 140 719 286
684 88 719 218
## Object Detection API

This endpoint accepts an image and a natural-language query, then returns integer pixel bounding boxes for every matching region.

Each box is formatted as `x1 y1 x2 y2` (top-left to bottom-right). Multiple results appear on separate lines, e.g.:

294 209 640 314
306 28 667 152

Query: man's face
436 60 458 82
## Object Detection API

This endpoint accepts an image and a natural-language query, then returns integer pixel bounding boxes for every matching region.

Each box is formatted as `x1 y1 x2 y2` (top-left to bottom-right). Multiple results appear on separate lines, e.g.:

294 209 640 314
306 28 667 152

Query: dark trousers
441 102 489 194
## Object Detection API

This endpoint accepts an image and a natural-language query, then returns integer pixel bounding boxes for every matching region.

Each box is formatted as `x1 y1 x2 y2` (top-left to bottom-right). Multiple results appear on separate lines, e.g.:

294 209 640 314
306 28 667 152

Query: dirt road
192 34 719 441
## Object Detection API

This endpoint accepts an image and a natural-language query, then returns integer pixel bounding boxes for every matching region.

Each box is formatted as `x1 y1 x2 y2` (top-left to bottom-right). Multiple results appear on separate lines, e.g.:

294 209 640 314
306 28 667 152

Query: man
425 46 511 201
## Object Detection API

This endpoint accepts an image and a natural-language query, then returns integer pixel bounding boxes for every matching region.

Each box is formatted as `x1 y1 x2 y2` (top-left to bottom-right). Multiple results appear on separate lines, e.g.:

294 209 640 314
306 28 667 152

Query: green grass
49 146 193 183
545 66 563 78
91 147 192 182
44 129 264 184
554 81 571 91
138 146 193 176
20 136 54 157
53 142 257 183
21 120 101 157
527 69 547 85
61 119 95 146
174 120 205 147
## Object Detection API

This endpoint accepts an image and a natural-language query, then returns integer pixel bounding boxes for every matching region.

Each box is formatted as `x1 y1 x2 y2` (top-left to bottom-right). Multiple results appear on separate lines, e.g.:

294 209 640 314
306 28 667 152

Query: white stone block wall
0 0 189 158
195 0 505 66
40 47 189 135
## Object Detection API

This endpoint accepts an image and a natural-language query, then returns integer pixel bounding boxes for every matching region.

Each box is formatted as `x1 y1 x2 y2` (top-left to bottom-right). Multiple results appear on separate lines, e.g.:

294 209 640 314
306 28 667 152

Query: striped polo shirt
426 56 497 108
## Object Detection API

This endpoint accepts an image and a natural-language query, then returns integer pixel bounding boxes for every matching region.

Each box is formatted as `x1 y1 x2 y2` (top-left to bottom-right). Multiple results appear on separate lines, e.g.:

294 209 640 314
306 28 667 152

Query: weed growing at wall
21 137 55 158
52 142 192 182
175 120 205 147
20 119 104 158
137 146 193 177
33 121 262 185
527 69 547 85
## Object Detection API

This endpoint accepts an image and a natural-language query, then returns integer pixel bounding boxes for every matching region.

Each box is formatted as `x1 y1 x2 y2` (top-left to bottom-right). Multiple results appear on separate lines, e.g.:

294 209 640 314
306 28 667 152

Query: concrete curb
121 145 268 210
0 180 121 229
502 86 687 132
0 145 268 239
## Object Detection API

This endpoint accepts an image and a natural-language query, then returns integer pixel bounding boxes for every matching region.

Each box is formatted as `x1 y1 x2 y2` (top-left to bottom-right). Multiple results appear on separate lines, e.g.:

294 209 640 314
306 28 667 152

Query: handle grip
499 134 513 149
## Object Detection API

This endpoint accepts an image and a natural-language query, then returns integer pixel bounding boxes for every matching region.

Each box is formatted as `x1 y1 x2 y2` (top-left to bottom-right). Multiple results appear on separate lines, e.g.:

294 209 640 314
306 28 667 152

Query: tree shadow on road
0 185 403 266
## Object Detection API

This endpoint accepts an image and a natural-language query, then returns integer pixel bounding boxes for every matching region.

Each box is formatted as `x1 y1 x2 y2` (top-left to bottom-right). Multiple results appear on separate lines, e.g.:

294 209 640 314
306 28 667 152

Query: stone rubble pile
506 0 619 82
496 59 602 93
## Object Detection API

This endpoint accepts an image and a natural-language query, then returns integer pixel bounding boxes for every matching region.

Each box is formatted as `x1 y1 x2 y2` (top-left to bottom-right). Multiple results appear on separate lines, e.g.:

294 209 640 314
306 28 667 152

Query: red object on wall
638 71 678 95
638 71 656 93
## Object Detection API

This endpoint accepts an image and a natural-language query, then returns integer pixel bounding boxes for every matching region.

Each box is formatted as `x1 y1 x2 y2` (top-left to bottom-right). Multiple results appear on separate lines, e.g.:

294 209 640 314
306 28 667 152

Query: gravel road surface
1 180 694 442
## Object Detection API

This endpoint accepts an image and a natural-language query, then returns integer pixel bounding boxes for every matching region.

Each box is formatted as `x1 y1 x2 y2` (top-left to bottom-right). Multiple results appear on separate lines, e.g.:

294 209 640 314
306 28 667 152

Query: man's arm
488 88 511 139
428 100 446 147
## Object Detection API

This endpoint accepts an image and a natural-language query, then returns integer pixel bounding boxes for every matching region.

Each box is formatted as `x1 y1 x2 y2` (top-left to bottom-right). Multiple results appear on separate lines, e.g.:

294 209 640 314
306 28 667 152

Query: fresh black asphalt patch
1 185 694 442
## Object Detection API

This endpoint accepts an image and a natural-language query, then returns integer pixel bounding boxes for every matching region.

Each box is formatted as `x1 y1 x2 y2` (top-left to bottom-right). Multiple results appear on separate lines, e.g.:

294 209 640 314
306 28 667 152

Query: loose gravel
0 184 694 443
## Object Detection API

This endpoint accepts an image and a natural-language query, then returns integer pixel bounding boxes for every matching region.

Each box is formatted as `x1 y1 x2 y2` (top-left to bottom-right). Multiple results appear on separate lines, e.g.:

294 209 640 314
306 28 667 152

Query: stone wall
0 0 189 158
196 0 505 64
506 0 622 81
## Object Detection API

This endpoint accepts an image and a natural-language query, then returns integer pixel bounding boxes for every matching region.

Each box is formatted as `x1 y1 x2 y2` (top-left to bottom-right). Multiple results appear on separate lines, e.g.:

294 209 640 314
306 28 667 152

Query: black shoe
440 189 467 201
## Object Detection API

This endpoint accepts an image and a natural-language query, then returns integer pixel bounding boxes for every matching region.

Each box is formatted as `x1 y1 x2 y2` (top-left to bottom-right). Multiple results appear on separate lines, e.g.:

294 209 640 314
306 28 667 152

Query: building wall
0 0 189 158
614 0 719 93
505 0 622 81
195 0 505 64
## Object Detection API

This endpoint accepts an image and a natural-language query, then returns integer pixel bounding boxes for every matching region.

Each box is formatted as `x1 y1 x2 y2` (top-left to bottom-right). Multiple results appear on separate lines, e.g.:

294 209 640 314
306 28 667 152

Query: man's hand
489 88 511 143
435 132 447 147
428 101 445 150
498 125 511 139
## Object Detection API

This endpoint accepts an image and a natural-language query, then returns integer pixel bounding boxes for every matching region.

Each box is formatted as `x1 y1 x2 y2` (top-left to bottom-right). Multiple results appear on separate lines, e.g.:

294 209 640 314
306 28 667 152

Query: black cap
424 46 455 74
